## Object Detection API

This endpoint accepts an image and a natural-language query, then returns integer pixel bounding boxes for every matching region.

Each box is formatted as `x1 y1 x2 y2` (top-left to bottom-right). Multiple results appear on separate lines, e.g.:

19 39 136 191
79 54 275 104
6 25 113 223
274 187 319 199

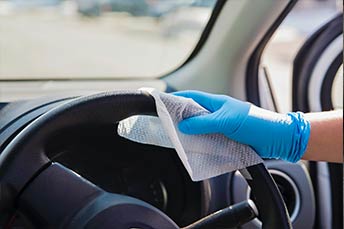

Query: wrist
284 112 311 162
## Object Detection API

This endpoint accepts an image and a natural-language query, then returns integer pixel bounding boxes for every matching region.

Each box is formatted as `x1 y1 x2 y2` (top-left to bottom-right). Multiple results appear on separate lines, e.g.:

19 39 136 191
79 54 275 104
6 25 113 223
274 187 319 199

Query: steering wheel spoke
18 162 103 227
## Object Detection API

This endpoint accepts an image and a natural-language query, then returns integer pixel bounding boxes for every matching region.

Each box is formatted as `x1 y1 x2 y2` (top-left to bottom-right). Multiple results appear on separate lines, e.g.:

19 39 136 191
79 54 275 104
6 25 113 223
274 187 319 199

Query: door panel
292 14 343 229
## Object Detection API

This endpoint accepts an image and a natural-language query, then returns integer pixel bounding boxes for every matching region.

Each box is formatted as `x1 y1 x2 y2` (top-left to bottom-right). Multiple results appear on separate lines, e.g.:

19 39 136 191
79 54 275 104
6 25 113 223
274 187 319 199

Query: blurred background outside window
0 0 216 79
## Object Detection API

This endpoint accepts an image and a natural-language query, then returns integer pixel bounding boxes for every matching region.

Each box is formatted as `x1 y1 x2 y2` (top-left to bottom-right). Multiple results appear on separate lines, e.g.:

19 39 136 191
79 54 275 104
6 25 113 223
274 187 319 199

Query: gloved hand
173 90 311 163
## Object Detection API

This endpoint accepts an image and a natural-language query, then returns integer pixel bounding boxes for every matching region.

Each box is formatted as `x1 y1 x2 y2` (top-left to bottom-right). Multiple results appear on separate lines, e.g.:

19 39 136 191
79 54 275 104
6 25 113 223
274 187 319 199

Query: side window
260 0 342 112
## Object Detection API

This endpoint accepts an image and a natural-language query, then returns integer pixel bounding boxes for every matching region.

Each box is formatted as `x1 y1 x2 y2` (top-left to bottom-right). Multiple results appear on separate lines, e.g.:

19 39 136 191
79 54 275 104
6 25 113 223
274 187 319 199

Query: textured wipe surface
118 88 263 181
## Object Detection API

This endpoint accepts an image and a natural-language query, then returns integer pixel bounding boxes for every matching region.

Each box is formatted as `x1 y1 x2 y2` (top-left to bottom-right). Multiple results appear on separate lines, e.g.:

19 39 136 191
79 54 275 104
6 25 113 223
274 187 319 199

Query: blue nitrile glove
173 90 311 163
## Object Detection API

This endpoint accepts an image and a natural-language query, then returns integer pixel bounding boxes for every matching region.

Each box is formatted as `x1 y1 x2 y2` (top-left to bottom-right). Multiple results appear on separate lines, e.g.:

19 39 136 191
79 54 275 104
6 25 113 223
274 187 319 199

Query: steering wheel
0 90 292 228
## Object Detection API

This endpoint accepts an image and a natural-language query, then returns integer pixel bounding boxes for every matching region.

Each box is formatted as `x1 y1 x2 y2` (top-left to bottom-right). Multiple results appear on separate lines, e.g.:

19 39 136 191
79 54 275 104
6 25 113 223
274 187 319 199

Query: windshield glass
0 0 216 79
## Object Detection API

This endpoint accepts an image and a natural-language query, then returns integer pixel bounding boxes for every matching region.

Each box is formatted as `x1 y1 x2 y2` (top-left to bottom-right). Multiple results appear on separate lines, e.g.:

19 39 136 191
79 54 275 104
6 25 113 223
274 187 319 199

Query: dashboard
46 123 203 227
0 94 317 228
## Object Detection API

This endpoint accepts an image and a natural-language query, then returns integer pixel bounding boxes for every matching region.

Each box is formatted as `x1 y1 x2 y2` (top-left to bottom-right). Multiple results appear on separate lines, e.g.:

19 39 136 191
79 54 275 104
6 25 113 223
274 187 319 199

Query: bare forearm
302 110 343 163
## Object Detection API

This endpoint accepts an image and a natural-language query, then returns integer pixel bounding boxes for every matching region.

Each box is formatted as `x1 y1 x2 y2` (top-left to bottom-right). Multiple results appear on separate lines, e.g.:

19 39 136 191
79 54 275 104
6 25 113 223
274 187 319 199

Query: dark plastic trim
246 0 297 106
163 0 227 80
320 52 343 228
0 103 6 110
0 98 72 135
245 164 292 229
67 191 178 229
292 13 343 229
320 53 343 110
328 163 343 229
292 14 343 112
176 0 227 69
0 99 75 155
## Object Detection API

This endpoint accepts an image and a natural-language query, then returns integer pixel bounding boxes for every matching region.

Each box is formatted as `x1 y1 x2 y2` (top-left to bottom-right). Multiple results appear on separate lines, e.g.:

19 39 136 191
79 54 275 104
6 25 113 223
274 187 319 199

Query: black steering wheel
0 90 292 228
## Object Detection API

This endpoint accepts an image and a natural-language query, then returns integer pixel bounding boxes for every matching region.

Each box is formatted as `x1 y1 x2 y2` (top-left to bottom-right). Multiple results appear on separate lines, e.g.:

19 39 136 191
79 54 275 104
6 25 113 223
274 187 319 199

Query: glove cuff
286 112 311 163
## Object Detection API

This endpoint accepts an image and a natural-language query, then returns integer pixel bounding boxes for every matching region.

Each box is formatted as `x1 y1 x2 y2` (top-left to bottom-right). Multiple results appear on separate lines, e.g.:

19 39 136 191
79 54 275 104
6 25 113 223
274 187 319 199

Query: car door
292 14 343 229
241 1 342 228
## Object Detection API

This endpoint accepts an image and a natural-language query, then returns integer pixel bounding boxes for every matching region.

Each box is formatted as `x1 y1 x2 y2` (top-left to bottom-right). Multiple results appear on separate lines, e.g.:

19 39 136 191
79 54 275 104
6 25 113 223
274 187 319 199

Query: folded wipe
117 88 263 181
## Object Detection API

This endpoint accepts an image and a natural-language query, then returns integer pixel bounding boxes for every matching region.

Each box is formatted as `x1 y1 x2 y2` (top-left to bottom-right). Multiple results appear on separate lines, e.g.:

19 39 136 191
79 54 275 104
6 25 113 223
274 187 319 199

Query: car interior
0 0 342 228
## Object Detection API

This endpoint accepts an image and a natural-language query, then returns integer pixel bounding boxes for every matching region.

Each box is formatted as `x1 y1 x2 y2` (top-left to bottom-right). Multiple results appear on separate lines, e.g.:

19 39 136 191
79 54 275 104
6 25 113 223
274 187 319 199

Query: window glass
0 0 217 79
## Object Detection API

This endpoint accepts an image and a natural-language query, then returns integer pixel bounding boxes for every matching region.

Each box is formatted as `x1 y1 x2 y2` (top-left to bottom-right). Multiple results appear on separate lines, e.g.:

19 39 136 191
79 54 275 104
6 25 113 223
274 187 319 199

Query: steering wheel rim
0 90 291 228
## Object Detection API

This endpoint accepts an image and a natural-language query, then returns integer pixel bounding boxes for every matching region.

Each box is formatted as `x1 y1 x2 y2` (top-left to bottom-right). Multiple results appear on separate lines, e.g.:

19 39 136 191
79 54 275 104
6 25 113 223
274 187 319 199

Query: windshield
0 0 217 80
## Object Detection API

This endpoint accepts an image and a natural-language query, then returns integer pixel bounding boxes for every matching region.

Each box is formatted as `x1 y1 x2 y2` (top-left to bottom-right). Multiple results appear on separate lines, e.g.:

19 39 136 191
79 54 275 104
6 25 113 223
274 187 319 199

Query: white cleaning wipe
117 88 263 181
